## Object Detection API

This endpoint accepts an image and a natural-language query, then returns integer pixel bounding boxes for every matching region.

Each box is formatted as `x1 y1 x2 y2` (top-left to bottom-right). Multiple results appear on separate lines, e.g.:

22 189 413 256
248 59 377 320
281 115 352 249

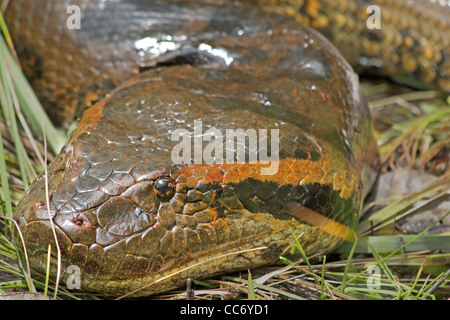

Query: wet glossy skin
6 0 448 296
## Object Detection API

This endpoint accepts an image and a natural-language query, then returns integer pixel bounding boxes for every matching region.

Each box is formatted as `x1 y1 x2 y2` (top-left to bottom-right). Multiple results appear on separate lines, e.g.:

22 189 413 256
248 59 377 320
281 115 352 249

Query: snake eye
154 177 175 201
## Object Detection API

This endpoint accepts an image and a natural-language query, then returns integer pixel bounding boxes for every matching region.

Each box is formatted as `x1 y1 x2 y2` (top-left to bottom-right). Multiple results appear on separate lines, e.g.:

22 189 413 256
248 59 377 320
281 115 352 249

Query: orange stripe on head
178 156 358 199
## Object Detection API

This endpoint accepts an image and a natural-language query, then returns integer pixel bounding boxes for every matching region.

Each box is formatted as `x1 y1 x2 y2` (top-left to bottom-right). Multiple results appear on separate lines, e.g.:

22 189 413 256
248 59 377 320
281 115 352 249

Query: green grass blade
367 242 398 286
320 255 327 299
0 19 65 155
0 64 33 189
247 269 256 300
288 227 315 276
0 129 13 219
345 211 450 295
339 233 359 293
336 234 450 254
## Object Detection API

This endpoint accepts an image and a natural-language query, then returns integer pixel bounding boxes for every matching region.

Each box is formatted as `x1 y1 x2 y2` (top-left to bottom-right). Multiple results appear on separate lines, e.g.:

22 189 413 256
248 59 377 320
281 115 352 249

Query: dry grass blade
369 88 450 172
379 107 450 168
0 215 35 292
357 174 450 234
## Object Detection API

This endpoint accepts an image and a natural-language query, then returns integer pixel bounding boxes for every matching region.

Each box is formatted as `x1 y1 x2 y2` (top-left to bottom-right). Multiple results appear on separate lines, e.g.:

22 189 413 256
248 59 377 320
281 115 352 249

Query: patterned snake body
6 0 449 296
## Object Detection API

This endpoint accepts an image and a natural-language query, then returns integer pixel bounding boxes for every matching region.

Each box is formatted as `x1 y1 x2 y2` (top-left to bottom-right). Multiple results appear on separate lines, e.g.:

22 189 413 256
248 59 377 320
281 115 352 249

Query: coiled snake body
6 0 449 296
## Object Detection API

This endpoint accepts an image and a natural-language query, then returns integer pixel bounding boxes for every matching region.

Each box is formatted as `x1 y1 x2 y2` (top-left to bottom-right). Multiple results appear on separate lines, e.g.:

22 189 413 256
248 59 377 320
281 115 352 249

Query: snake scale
5 0 449 297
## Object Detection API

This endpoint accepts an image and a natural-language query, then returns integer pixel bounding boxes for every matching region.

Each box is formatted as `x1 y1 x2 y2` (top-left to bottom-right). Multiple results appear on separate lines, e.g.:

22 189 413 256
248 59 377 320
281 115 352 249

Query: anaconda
5 0 449 297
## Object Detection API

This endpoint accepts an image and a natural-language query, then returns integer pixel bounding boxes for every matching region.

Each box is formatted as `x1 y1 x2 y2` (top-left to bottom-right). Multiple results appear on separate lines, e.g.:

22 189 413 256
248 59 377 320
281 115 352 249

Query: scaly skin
6 0 447 296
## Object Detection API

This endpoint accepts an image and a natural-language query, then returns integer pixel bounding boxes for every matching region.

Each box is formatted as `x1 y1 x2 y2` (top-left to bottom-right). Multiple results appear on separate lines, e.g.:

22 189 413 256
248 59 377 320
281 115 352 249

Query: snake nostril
154 177 175 202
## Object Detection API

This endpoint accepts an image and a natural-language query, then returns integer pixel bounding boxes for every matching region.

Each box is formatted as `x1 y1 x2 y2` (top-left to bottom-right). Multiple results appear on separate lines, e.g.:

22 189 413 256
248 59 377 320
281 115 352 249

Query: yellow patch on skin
285 202 355 242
